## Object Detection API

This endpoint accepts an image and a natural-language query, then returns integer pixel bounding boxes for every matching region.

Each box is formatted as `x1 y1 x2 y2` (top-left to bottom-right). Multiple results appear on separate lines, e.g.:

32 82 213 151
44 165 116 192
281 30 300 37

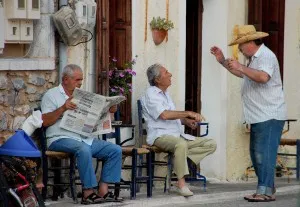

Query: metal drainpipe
89 28 96 92
58 0 68 82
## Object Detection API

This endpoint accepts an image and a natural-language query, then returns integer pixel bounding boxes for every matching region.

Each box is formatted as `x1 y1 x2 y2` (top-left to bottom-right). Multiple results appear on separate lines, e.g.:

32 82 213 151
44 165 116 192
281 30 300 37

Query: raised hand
210 46 225 63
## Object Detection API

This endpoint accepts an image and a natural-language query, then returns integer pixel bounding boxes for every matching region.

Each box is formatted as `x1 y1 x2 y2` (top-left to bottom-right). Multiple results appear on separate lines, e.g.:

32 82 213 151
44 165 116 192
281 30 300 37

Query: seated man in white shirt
140 63 217 197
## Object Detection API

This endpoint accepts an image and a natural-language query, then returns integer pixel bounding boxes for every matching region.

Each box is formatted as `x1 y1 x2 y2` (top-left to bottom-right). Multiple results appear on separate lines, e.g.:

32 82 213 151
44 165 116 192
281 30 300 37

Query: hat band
237 30 256 39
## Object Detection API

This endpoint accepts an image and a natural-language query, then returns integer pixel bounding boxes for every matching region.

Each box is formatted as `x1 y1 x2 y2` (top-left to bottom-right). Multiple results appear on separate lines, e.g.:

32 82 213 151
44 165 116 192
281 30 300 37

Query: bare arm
42 97 77 127
228 59 270 83
221 59 243 78
159 110 203 122
210 46 243 78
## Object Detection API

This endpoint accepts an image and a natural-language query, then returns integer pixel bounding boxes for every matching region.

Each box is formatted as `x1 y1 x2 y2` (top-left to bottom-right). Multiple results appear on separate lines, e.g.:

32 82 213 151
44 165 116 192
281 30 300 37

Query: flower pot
151 29 167 45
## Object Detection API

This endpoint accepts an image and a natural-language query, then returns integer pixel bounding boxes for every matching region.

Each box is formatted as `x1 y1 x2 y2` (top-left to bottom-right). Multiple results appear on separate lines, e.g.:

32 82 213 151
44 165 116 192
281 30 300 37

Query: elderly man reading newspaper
41 64 124 204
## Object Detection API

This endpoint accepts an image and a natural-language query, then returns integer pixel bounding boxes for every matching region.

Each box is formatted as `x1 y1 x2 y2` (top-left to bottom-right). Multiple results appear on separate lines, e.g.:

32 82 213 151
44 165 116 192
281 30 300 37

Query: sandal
244 193 256 200
103 191 124 202
81 192 104 205
248 194 276 202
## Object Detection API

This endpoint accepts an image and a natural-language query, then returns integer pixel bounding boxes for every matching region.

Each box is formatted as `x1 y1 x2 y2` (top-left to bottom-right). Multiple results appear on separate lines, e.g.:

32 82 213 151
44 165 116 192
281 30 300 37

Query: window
26 27 30 36
83 5 87 16
13 27 17 35
18 0 25 9
32 0 39 9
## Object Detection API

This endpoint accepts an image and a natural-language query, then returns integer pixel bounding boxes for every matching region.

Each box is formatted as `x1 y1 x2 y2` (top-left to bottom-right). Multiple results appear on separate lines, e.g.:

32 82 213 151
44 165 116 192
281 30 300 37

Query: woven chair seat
280 138 298 146
122 146 150 156
45 150 71 159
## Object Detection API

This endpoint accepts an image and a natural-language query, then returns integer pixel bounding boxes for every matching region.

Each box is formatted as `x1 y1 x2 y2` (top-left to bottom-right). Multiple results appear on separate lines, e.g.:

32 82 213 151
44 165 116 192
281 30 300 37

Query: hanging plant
149 17 174 45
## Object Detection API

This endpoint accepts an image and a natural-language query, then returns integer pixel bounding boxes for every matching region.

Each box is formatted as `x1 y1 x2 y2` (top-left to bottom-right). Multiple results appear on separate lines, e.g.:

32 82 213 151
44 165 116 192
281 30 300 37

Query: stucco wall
281 0 300 167
284 1 300 137
202 0 253 180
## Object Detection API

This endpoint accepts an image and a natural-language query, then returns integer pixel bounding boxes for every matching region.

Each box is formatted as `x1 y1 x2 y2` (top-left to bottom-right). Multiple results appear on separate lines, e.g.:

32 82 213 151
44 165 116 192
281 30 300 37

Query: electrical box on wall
20 20 33 42
52 6 83 46
75 1 88 28
5 19 20 42
27 0 40 19
0 2 5 53
4 0 27 19
86 0 96 30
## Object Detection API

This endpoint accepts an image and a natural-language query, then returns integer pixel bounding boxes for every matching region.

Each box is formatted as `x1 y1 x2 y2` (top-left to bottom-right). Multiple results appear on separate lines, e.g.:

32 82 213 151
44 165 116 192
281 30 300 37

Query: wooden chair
137 99 208 192
95 111 153 200
278 138 300 180
36 127 78 203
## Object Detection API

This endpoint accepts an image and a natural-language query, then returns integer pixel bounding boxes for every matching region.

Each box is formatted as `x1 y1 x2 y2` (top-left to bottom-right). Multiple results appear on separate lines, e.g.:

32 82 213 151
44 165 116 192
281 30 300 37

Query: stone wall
0 70 58 144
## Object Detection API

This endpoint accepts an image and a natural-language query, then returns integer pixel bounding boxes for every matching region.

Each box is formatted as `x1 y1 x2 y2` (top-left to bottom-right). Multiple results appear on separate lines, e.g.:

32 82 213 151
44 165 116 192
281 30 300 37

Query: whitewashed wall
284 0 300 138
132 0 186 125
131 0 300 181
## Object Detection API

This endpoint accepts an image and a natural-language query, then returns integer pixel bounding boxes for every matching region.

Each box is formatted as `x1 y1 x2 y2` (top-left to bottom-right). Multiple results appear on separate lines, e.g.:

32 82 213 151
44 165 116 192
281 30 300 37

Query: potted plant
108 56 137 97
150 17 174 45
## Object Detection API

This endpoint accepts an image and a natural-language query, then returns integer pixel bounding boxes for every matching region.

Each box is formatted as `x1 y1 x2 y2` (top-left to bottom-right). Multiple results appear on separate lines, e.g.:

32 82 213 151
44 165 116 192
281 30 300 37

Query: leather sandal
103 191 124 202
244 193 256 200
248 194 276 202
81 192 104 205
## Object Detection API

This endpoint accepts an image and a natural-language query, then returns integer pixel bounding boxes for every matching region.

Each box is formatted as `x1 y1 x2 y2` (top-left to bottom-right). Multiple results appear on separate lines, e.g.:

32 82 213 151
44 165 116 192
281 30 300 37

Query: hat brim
228 32 269 46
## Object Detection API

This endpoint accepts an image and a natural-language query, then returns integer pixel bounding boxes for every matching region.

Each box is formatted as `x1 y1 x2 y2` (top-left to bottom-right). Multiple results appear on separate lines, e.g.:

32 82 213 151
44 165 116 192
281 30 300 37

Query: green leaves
150 17 174 31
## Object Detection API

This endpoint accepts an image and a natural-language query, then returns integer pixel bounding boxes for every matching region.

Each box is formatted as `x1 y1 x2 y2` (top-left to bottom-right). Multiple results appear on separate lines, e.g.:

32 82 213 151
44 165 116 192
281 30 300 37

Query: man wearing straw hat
210 25 287 202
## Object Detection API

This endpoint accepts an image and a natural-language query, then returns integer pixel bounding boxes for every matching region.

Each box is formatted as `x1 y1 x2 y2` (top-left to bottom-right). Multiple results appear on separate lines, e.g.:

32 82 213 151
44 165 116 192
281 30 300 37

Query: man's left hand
185 118 198 130
109 105 118 113
228 58 242 71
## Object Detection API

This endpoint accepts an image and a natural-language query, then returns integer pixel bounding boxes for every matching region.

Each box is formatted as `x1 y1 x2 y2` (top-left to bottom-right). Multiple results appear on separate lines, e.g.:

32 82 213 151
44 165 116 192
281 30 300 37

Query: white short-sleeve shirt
140 86 195 145
41 84 94 147
242 44 287 124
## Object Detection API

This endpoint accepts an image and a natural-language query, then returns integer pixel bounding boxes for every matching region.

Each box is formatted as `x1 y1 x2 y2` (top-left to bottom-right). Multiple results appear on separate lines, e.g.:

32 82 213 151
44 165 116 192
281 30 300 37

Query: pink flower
112 57 117 62
119 72 125 77
108 70 113 77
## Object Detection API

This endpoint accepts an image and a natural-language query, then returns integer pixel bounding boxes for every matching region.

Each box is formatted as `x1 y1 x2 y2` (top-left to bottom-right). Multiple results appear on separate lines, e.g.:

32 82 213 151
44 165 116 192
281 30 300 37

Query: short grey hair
147 63 162 86
61 64 82 80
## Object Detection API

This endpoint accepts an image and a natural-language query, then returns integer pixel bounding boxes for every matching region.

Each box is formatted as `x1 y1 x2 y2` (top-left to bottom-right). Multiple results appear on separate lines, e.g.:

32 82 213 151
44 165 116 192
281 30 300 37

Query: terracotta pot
151 29 167 45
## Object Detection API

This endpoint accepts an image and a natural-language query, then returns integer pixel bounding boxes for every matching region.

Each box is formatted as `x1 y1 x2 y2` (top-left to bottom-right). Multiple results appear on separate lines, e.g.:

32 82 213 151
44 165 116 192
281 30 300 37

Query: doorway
248 0 285 80
185 0 203 136
95 0 132 123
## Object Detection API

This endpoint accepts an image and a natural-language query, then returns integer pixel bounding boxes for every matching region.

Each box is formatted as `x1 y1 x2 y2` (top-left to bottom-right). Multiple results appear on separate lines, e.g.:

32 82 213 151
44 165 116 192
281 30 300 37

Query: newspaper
59 88 126 137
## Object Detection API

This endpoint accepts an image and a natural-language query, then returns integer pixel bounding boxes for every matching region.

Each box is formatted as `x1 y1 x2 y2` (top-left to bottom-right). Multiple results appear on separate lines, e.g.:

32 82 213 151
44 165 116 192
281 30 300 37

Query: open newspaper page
59 88 126 137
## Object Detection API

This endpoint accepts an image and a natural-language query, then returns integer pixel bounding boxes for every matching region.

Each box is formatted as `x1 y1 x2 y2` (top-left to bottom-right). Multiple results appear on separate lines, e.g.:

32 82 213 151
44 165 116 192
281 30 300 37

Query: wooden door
248 0 285 79
185 0 203 136
109 0 132 123
96 0 132 123
95 0 110 95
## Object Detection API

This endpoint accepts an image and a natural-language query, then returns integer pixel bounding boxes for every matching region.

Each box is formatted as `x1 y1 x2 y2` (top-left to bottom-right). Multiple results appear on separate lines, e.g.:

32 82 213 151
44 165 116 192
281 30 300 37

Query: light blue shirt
41 84 94 147
140 86 195 145
242 44 287 124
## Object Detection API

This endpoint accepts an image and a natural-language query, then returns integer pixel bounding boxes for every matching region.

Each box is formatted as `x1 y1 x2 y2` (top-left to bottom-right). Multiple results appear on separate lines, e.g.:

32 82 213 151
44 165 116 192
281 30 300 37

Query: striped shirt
241 44 287 124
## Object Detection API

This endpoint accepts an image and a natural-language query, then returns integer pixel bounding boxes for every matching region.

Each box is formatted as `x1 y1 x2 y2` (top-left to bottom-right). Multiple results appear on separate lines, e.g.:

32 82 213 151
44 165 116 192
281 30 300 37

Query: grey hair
147 63 162 86
61 64 82 80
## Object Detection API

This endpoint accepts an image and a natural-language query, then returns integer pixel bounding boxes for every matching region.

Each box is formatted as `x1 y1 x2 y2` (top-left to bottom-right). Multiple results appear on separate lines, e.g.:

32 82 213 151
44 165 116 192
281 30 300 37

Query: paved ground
45 177 300 207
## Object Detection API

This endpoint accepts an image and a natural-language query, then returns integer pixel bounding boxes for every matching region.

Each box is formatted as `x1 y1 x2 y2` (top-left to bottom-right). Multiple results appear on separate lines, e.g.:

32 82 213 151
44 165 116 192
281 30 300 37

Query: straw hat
228 25 269 46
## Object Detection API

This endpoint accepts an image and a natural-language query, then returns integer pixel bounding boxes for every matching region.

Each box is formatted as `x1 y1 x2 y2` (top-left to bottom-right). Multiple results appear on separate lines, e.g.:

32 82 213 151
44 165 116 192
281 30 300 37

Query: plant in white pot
150 17 174 45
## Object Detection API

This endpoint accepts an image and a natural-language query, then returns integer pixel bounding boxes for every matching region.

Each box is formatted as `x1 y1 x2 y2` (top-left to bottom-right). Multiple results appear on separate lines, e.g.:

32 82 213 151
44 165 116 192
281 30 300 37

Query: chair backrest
102 108 135 146
137 100 147 137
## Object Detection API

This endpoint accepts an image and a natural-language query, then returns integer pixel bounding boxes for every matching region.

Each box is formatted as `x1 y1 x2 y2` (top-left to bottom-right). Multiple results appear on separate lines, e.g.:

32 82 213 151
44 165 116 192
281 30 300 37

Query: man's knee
209 139 217 152
76 144 92 156
110 144 122 157
175 141 188 153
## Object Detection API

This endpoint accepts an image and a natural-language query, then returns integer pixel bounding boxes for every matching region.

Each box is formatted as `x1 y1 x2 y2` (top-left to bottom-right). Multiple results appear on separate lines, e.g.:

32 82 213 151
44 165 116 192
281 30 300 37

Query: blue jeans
49 138 122 189
250 119 284 195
